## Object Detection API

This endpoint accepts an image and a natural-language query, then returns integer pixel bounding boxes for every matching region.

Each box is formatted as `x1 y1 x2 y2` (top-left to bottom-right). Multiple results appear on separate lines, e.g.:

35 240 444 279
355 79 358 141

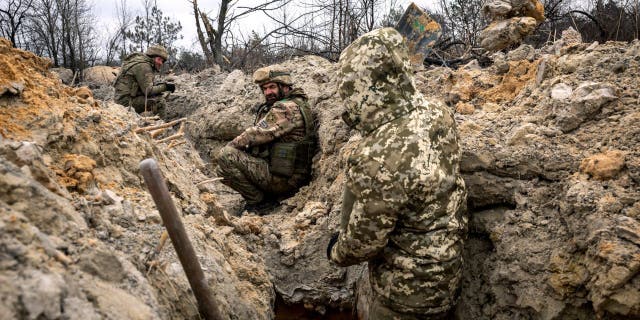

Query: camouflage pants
115 95 166 114
358 270 456 320
215 146 304 204
369 296 454 320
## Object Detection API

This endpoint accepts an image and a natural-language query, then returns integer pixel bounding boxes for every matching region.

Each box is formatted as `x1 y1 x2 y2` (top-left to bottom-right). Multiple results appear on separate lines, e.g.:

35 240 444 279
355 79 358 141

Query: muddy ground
1 32 639 320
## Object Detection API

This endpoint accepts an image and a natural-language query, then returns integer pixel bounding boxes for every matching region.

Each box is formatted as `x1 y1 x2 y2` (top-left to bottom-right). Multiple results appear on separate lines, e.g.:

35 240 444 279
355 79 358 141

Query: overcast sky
94 0 437 53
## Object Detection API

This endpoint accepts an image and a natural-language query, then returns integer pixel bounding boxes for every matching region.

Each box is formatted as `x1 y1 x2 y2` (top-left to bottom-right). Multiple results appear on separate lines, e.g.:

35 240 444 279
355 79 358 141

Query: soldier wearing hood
215 66 318 212
113 45 175 114
327 28 468 319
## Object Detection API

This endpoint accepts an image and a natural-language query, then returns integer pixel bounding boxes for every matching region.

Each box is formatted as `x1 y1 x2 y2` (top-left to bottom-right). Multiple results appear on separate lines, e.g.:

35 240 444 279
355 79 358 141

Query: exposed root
135 117 187 133
156 230 169 254
167 140 186 149
157 132 184 144
141 115 160 121
196 178 223 186
150 128 168 138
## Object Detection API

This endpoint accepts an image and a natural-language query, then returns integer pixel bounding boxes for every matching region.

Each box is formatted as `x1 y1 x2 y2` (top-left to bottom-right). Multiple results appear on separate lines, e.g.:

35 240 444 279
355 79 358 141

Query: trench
274 293 355 320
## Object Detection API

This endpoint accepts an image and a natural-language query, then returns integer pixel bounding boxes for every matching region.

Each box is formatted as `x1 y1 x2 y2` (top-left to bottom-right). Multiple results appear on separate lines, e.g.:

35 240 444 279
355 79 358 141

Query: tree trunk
215 0 230 66
192 0 213 65
200 11 218 64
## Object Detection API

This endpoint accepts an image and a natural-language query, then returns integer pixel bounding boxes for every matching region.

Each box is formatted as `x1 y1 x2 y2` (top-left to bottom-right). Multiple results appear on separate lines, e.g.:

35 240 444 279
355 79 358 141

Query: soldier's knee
215 146 241 167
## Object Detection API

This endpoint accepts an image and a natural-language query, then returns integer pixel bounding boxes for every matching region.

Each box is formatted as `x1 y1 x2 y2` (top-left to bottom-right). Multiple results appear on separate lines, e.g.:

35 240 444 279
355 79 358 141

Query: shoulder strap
291 97 317 140
254 103 270 125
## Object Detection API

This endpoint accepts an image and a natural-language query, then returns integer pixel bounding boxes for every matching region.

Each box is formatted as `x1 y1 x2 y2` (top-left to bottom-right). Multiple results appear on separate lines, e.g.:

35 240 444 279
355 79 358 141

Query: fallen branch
177 122 185 134
196 177 223 186
152 121 186 139
156 230 169 253
168 140 186 149
150 127 169 138
136 117 187 133
141 115 160 121
156 132 184 144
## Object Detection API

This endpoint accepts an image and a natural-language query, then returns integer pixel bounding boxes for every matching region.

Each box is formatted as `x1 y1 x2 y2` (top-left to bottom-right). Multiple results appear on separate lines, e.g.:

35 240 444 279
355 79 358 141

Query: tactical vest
254 93 317 177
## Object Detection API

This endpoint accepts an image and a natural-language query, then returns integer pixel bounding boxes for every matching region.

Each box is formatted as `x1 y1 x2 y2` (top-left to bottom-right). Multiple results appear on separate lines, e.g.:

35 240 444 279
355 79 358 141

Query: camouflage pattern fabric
369 292 454 320
114 52 167 113
215 145 302 204
216 88 313 204
329 27 468 318
229 88 308 149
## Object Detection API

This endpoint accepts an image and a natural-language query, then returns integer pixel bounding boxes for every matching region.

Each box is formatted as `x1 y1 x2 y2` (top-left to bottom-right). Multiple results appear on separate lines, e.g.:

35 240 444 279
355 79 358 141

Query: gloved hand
165 82 176 93
326 233 339 260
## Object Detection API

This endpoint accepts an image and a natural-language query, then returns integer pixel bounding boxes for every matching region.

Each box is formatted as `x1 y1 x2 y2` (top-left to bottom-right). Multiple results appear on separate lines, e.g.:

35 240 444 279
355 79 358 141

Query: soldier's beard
265 94 278 105
265 90 282 105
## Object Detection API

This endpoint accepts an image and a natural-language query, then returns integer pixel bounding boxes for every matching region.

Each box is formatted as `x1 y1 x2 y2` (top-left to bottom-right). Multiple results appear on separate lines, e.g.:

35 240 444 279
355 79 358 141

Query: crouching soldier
215 66 318 212
327 27 468 319
113 44 175 114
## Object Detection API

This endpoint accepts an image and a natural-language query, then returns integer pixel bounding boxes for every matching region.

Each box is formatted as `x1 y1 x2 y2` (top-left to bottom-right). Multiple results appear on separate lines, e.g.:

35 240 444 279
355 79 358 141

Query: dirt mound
0 38 273 319
83 66 119 87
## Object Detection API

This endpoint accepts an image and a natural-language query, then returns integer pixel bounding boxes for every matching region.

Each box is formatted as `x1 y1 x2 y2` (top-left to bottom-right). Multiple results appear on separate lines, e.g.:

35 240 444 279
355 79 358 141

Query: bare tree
435 0 486 47
189 0 213 65
103 0 134 65
194 0 291 68
0 0 35 47
253 0 396 62
28 0 60 64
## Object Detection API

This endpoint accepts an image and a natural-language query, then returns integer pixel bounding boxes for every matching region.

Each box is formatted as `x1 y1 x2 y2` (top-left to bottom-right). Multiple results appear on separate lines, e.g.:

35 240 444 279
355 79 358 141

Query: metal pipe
139 158 223 320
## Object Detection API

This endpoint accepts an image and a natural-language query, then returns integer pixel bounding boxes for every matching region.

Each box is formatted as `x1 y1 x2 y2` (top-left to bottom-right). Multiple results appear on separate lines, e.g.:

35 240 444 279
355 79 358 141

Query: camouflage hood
337 27 424 134
122 52 155 71
285 87 307 100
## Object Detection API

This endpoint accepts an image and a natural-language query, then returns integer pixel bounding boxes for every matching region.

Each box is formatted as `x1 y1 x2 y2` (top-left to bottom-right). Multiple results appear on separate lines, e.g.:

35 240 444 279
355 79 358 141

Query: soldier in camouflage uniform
215 66 317 211
113 45 175 114
327 28 468 319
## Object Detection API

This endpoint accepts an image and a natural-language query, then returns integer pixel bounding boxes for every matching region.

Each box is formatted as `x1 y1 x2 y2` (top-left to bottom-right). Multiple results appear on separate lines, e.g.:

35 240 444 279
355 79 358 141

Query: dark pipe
139 158 223 320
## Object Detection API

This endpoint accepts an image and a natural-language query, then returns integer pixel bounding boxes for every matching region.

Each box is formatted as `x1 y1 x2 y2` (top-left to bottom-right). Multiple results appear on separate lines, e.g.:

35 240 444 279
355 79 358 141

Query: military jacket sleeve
330 155 408 266
131 63 165 97
230 100 303 148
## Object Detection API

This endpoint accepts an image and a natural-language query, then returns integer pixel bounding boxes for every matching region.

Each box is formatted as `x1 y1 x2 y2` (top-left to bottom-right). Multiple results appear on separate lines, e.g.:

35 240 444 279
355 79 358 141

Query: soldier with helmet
113 44 176 114
327 27 468 319
215 66 318 212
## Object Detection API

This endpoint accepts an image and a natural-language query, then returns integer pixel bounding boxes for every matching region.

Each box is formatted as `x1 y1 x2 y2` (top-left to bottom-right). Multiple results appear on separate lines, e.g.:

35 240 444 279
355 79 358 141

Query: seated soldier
113 44 175 114
215 66 318 212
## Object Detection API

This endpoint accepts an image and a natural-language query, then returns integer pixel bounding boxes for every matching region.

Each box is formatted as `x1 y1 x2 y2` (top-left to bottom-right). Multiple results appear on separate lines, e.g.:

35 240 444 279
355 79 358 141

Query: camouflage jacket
230 88 310 149
329 28 468 315
113 53 166 104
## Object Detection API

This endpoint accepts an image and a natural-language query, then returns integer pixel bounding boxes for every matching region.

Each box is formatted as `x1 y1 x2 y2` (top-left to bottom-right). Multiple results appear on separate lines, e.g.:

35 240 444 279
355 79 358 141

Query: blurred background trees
1 0 639 75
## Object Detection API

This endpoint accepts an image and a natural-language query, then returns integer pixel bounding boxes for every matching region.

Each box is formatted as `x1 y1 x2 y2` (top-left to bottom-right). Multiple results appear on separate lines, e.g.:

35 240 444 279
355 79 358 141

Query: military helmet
253 66 293 86
145 45 168 61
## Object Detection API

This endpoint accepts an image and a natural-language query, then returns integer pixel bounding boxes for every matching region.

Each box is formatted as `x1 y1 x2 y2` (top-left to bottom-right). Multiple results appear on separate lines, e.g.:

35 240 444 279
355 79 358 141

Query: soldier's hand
165 82 176 93
227 140 245 150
